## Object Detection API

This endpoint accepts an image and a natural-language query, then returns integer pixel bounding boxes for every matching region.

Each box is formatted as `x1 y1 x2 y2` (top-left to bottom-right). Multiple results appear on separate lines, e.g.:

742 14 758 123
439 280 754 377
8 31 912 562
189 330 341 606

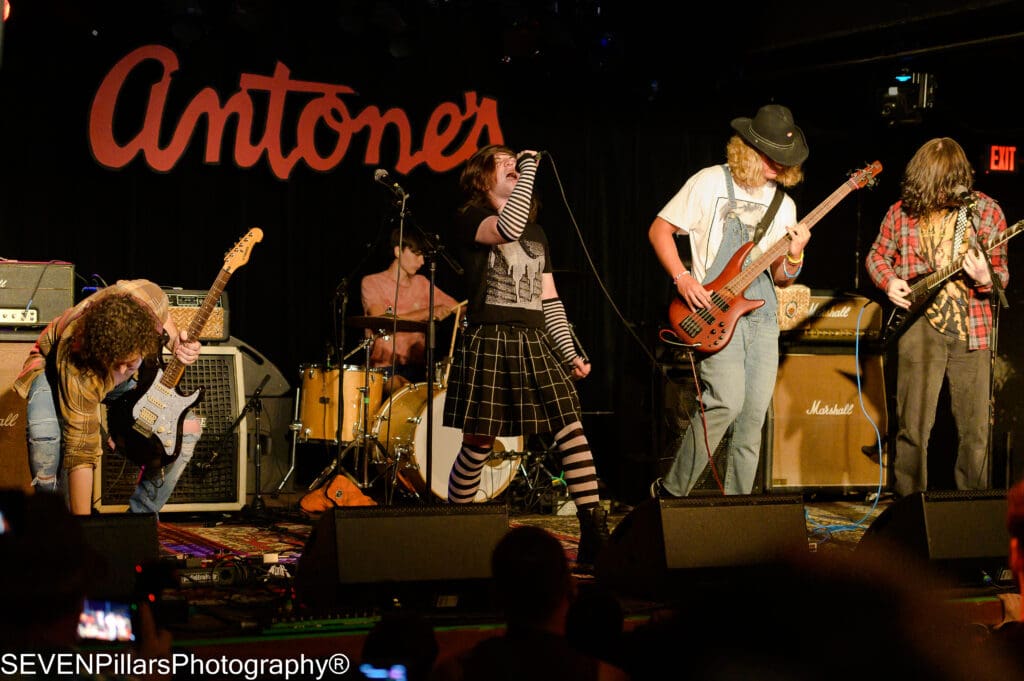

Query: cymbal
348 314 428 333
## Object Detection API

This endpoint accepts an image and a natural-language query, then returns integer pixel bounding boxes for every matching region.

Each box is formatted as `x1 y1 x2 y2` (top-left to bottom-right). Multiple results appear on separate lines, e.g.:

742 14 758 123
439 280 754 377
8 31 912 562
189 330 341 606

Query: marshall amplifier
165 289 229 343
779 288 883 345
767 349 888 493
0 261 75 331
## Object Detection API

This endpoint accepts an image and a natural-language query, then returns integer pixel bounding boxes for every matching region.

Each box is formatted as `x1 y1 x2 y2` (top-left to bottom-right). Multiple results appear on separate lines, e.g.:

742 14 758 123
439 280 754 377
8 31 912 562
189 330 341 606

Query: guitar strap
752 186 785 245
951 205 969 259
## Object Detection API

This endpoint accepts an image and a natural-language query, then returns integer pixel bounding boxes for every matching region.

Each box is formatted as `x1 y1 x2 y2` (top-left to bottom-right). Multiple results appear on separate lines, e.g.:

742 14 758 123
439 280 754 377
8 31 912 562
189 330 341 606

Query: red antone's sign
89 45 504 181
987 145 1017 173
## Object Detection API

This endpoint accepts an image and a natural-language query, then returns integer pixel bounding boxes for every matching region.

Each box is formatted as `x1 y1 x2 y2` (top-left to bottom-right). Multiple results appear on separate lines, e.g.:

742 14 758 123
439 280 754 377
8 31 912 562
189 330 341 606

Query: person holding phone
0 490 173 678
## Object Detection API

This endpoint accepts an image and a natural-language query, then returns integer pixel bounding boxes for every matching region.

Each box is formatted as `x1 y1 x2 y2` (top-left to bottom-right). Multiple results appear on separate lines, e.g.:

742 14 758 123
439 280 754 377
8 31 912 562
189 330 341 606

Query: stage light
879 70 936 125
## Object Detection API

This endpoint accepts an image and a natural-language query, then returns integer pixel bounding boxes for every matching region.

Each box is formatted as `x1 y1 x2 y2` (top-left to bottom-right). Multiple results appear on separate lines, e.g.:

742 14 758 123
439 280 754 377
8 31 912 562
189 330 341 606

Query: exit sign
987 145 1017 173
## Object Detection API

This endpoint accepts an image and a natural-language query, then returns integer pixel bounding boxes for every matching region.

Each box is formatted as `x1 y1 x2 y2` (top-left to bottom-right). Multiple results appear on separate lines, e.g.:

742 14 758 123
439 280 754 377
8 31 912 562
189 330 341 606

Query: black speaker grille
97 349 244 510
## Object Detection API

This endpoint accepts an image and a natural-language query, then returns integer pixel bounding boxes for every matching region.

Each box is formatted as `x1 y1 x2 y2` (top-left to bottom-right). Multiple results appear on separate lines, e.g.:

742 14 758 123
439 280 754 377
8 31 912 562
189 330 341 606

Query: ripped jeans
25 373 200 513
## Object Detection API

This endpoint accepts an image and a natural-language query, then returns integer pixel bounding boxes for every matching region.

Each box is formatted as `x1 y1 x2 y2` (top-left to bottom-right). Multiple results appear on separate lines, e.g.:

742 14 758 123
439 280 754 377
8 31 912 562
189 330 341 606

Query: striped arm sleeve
496 157 538 242
542 297 578 365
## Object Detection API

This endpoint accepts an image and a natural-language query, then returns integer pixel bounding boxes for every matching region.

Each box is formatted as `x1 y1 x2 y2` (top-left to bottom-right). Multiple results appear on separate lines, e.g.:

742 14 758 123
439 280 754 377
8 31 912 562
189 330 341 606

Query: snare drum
297 364 384 443
371 383 521 501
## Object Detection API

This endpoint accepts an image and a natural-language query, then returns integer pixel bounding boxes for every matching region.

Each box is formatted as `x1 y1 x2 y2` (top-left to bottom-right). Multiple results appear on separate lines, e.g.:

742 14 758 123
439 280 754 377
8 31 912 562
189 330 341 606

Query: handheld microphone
517 151 548 170
374 169 407 198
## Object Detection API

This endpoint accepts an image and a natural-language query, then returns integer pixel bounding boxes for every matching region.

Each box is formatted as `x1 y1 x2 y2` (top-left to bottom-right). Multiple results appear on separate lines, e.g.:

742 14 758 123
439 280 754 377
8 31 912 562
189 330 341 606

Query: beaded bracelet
782 259 803 278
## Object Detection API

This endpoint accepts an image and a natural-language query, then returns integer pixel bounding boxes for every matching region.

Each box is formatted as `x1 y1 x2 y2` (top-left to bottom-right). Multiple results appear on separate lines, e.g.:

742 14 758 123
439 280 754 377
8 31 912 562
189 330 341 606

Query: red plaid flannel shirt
865 192 1009 350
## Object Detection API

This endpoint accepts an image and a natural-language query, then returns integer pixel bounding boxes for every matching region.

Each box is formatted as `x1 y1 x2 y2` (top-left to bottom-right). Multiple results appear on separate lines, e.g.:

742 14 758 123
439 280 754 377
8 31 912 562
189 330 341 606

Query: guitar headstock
223 228 264 273
848 161 883 190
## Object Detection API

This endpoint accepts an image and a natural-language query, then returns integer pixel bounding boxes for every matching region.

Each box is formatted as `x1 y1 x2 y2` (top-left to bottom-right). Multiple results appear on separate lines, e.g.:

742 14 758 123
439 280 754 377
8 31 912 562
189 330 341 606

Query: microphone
953 185 973 202
374 169 407 197
516 151 548 170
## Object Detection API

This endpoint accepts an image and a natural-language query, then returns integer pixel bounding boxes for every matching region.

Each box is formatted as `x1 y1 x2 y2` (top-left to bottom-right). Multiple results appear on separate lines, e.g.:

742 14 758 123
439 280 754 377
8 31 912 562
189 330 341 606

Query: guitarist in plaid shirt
14 280 203 515
865 137 1009 497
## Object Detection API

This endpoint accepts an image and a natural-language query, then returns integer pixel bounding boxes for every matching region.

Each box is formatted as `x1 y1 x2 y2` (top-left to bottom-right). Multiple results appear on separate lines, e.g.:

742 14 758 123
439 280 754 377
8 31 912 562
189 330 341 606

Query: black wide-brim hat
731 104 809 167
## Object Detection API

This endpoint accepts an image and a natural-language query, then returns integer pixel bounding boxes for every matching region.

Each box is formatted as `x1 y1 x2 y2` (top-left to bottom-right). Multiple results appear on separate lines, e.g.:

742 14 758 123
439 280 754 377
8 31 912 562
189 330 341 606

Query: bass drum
372 383 522 502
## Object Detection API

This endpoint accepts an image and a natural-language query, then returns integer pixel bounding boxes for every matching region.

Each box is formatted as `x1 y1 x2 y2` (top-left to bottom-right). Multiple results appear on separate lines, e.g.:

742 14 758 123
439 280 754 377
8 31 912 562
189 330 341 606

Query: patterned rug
155 496 885 577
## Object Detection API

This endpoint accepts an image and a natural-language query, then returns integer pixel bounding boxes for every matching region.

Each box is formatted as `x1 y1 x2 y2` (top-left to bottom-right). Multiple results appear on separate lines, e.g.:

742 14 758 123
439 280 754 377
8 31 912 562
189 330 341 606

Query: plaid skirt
442 324 582 437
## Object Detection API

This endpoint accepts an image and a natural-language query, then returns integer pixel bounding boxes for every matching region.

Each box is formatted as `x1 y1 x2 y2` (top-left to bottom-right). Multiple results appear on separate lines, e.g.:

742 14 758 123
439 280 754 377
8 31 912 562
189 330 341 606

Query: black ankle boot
576 505 610 568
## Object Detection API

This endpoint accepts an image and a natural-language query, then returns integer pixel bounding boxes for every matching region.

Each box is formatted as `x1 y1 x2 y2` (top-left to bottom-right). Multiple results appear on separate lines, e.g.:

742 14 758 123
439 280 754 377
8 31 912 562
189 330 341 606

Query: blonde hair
726 135 804 190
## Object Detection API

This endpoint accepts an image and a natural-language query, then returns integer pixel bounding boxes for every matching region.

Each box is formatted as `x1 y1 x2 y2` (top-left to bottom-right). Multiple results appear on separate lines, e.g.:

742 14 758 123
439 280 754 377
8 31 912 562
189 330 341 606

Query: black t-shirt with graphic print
453 204 552 328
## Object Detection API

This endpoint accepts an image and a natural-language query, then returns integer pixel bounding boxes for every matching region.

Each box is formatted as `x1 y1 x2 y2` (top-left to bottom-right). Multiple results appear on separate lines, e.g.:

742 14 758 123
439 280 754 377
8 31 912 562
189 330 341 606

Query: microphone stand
335 278 349 484
390 199 463 504
222 373 271 518
975 233 1009 488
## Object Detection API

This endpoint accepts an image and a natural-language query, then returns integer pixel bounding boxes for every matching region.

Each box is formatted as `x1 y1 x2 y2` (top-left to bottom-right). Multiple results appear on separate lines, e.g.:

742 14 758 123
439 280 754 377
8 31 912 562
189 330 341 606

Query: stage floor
116 488 1013 674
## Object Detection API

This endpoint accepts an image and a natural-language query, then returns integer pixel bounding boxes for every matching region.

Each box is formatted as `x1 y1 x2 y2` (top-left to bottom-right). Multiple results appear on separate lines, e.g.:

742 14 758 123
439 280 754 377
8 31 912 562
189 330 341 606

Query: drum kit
290 310 522 506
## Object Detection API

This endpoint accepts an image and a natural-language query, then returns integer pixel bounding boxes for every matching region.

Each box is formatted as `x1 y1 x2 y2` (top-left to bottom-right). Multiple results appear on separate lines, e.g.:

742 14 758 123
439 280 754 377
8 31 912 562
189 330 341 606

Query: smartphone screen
77 599 137 642
358 663 407 680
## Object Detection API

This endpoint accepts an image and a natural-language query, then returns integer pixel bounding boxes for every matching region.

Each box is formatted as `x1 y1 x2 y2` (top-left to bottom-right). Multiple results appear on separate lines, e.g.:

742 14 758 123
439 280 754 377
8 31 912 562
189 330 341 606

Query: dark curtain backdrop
3 2 1024 499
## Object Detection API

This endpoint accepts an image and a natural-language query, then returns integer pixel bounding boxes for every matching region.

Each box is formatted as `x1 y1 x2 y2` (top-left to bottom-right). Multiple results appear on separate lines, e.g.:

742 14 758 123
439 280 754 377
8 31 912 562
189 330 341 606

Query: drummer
360 228 462 395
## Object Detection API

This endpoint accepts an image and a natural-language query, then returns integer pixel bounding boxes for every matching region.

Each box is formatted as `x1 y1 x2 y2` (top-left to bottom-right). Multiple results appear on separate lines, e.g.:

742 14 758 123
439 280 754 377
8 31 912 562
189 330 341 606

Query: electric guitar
664 162 882 354
878 218 1023 348
108 228 263 469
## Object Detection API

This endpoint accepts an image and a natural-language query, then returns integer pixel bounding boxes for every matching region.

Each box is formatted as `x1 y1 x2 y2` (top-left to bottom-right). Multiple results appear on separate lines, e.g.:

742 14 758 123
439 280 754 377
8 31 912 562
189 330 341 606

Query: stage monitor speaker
79 514 160 599
858 490 1009 586
597 494 808 601
94 346 247 513
768 349 887 493
0 340 33 491
294 503 509 614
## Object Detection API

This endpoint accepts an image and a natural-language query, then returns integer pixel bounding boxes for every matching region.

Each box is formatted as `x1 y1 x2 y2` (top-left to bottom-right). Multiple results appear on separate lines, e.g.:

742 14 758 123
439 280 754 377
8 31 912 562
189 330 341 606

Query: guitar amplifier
779 289 883 344
94 345 247 513
0 261 75 330
166 289 229 343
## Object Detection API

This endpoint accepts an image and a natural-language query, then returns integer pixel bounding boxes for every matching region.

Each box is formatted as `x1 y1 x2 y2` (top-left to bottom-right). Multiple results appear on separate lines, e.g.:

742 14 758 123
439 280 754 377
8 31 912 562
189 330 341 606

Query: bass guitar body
666 241 766 353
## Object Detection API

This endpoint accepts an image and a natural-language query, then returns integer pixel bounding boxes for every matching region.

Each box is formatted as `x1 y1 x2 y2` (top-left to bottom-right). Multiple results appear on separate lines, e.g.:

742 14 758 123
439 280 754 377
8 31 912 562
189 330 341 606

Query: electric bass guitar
664 162 882 354
878 218 1023 348
108 228 263 470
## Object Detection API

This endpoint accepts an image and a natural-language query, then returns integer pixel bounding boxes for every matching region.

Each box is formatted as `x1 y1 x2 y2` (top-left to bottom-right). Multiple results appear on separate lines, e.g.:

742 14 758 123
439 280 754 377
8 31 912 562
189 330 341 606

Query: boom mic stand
974 231 1009 488
217 373 272 519
381 193 463 504
408 211 462 504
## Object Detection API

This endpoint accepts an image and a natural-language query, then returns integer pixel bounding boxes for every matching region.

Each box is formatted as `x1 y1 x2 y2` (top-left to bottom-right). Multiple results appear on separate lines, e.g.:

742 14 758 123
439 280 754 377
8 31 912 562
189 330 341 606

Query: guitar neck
160 269 230 388
727 177 860 294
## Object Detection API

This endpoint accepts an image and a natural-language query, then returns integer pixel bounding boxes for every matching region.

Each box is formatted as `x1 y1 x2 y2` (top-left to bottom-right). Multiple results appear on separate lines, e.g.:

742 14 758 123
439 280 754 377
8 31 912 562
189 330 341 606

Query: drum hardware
307 333 390 496
371 382 522 502
507 440 568 514
276 392 303 493
348 314 429 334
